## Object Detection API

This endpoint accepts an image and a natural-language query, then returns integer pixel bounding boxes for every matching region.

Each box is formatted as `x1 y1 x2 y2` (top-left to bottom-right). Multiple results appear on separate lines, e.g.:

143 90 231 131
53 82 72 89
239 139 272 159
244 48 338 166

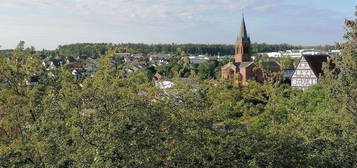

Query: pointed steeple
237 13 250 42
235 12 252 63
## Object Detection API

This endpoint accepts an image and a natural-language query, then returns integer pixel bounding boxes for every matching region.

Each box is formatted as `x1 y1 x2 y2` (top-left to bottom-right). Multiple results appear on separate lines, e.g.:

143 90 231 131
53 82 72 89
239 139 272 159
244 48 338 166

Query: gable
222 62 236 70
296 56 308 69
262 61 280 70
292 56 317 79
304 55 328 77
238 61 254 68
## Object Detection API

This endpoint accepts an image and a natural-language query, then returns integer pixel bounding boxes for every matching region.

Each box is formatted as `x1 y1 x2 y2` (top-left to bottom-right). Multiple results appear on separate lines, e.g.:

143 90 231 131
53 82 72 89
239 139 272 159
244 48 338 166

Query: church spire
237 13 250 42
235 13 251 63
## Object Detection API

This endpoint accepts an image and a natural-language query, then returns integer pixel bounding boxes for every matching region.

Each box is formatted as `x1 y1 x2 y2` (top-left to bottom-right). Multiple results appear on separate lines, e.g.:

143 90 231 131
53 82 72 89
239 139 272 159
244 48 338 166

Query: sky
0 0 355 50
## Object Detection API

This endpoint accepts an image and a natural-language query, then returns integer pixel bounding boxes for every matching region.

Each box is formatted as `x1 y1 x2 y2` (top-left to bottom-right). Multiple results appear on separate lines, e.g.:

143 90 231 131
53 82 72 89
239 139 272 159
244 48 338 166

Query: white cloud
0 0 347 49
0 0 290 33
0 0 282 19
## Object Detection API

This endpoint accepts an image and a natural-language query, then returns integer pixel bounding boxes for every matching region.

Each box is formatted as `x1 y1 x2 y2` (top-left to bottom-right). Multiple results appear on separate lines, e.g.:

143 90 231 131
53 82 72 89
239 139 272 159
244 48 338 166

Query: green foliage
324 6 357 119
0 8 356 167
256 54 299 70
197 60 219 80
52 42 304 57
1 48 356 167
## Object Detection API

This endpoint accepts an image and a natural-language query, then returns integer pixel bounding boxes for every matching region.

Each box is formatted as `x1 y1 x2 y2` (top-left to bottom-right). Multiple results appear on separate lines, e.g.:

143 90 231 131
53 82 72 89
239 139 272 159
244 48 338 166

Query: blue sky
0 0 355 49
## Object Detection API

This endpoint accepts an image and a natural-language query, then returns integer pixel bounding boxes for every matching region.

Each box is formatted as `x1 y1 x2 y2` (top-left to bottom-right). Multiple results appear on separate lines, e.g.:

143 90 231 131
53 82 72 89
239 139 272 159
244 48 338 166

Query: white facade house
291 55 328 90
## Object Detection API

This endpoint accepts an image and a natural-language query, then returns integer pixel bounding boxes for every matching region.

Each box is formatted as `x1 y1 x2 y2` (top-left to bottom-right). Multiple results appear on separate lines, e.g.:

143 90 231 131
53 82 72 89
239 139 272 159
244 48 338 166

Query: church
221 15 280 86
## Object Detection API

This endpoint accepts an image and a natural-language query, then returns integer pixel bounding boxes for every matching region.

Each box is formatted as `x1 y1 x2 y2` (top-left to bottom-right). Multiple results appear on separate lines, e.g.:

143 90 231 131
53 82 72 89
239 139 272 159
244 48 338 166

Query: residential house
66 56 77 63
76 56 89 60
291 55 328 90
25 76 40 86
153 72 163 80
124 55 143 63
65 63 82 70
149 54 171 63
72 69 88 77
116 53 131 58
46 58 65 69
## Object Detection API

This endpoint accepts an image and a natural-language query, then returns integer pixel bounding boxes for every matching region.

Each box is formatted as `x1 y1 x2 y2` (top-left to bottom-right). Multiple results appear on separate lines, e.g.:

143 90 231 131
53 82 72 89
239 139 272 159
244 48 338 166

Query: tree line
1 42 335 59
54 43 305 57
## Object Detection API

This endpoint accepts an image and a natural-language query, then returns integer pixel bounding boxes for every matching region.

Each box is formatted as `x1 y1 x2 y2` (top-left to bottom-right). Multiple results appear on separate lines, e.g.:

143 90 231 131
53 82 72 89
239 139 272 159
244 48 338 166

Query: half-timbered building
291 55 328 90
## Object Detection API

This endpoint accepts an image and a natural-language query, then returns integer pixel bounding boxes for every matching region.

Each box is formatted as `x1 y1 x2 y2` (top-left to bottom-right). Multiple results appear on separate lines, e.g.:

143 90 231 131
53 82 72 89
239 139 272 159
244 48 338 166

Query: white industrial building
189 55 209 64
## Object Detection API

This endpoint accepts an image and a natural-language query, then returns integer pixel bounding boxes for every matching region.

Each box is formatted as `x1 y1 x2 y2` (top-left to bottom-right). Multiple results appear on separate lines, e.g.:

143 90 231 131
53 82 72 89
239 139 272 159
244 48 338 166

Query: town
13 15 340 91
4 16 341 91
0 1 356 168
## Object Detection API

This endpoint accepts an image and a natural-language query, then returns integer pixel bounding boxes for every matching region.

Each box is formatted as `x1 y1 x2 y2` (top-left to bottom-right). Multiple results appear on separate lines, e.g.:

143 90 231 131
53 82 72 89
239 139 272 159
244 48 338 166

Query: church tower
222 13 280 86
235 15 251 63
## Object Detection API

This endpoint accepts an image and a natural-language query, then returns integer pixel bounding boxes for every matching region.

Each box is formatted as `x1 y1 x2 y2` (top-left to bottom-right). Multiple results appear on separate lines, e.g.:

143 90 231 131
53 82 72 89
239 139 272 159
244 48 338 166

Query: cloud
0 0 350 49
0 0 283 19
0 0 344 24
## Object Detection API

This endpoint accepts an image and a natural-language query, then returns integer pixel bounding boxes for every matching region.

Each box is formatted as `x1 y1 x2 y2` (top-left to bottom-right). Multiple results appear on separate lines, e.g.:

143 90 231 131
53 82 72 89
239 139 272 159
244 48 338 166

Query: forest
0 8 356 168
54 43 303 57
7 43 332 58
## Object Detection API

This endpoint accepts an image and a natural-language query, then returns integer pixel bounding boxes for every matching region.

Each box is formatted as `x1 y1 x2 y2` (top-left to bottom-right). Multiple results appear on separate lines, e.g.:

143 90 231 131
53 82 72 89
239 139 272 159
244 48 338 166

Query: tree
325 6 357 119
197 60 219 80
